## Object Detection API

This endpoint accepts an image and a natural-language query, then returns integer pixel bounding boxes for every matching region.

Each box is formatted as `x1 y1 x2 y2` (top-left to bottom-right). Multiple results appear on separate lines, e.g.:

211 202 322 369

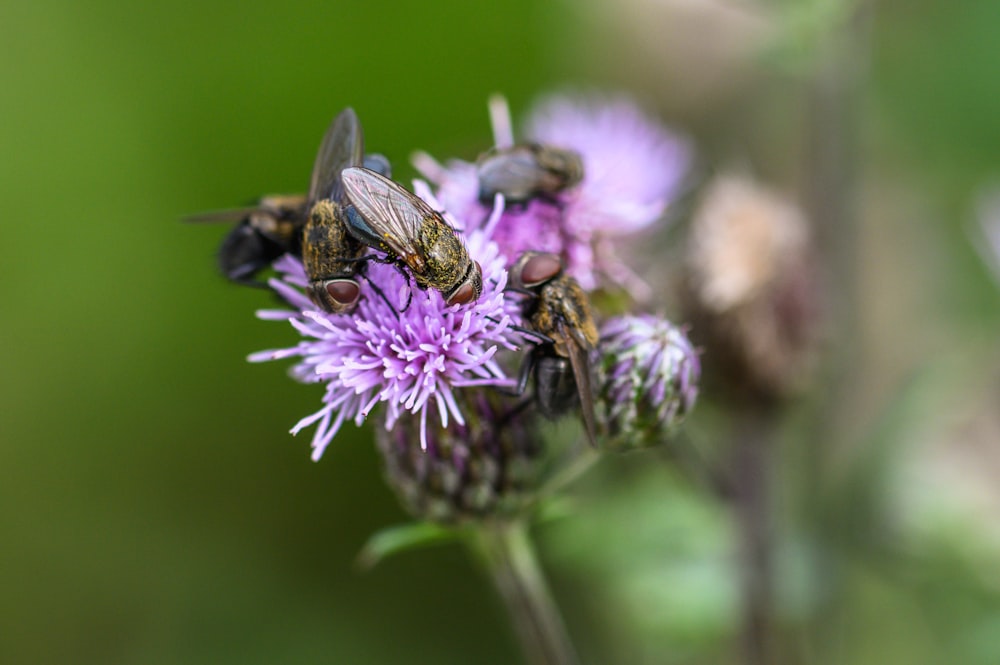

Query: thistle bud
597 315 701 451
375 393 544 524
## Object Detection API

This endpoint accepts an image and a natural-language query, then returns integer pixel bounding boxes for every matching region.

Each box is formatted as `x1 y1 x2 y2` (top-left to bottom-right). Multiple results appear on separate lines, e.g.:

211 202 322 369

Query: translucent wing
185 194 308 225
308 108 363 205
558 319 599 447
478 149 547 192
340 166 432 267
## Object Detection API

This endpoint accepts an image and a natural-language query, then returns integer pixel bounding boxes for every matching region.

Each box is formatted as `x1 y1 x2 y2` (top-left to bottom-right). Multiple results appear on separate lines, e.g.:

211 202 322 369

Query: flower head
249 199 525 460
525 93 691 238
239 96 700 467
414 94 690 292
597 314 701 451
376 391 544 523
682 174 821 400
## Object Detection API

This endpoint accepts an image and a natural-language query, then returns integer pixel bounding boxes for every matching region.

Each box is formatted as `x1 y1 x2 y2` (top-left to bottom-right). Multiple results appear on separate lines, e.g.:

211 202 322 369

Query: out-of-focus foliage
2 0 1000 663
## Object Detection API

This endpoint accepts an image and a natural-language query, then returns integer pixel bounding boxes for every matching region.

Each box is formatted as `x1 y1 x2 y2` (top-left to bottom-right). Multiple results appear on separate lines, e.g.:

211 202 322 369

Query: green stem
475 520 580 665
539 443 600 499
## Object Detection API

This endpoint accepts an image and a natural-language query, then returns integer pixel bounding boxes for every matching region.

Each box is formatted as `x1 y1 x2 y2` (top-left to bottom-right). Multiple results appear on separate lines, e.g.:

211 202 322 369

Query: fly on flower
186 110 391 298
509 251 599 446
476 143 583 206
340 166 483 307
301 108 396 314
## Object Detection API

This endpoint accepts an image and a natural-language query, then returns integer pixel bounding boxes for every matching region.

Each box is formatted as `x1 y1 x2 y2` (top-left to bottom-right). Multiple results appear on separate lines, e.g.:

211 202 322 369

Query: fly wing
340 166 428 268
558 319 599 447
478 150 546 193
185 195 308 226
307 108 363 205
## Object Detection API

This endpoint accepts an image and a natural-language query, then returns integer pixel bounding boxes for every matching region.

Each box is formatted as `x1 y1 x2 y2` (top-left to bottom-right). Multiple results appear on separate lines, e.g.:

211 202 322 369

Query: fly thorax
308 199 336 227
419 218 464 289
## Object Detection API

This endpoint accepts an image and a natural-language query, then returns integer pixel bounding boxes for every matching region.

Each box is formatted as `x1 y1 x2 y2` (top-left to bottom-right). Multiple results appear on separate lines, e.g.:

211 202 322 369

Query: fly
476 143 583 206
509 251 599 446
340 166 483 307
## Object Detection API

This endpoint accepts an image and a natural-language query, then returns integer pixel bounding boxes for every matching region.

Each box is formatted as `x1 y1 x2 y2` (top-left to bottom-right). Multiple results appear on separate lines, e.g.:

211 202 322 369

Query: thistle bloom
414 94 690 292
243 95 697 466
249 201 526 460
598 315 700 451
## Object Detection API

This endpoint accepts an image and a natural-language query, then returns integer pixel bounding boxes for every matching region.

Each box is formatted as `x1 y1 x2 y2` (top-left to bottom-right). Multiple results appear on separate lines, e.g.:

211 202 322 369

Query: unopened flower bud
375 393 544 524
597 315 700 451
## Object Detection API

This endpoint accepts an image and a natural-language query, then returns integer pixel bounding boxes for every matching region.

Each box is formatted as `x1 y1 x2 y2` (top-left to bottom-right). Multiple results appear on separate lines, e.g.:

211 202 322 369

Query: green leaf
356 522 461 570
535 495 579 525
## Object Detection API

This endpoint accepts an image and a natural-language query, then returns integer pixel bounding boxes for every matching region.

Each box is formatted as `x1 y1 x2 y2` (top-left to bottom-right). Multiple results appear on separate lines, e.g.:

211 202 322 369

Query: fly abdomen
533 355 580 418
303 200 365 279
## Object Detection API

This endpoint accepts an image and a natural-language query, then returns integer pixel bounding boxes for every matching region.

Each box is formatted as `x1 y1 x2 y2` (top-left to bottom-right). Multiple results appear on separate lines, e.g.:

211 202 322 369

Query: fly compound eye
325 279 361 308
446 280 477 306
473 261 483 293
446 262 482 306
518 253 562 288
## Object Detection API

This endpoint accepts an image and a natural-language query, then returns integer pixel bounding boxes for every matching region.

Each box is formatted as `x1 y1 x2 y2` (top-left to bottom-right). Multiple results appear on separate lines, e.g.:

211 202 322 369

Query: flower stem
540 443 600 498
475 520 580 665
732 409 774 665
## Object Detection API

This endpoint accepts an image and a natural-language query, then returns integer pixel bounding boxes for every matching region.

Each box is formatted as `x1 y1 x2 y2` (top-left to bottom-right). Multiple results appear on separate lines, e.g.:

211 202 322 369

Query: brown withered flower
683 175 822 403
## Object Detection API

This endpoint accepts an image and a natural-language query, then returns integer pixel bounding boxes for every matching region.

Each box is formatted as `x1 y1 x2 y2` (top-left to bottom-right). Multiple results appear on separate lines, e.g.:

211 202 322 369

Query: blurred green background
2 0 1000 664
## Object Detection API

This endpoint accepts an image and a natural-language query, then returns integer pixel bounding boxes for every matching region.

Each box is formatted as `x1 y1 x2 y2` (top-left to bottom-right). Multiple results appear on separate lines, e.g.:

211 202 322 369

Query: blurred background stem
732 407 777 665
801 3 871 664
475 520 580 665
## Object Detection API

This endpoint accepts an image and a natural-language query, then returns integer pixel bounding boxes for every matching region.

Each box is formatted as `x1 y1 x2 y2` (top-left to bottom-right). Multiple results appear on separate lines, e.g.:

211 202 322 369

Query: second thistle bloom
415 94 691 291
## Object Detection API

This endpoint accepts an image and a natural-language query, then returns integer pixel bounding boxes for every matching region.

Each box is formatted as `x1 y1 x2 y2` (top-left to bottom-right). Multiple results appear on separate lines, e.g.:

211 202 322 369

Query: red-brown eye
519 253 562 287
326 280 360 306
447 281 476 306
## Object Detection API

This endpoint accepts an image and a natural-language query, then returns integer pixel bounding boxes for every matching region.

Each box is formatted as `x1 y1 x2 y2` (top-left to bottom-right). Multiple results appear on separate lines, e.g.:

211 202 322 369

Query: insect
509 251 599 446
186 110 390 302
340 166 483 307
476 143 583 206
299 107 383 314
186 195 308 288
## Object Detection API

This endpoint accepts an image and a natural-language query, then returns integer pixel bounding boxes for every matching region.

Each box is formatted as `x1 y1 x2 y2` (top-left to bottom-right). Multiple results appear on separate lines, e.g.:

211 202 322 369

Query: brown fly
509 251 599 446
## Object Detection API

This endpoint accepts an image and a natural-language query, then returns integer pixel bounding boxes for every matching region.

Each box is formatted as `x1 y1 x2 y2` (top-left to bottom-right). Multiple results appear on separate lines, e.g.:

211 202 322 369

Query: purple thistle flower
525 93 691 236
414 93 690 293
249 194 526 460
597 314 700 451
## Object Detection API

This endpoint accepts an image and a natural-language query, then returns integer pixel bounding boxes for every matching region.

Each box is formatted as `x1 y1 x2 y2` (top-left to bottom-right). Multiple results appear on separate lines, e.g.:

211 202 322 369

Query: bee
340 166 483 307
476 143 583 206
509 251 599 446
186 111 390 301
